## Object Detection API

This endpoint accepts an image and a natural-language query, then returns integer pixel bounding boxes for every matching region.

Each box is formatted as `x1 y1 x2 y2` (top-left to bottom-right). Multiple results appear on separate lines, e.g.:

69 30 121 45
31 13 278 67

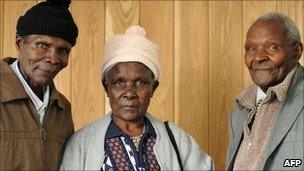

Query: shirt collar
144 118 157 137
105 121 124 139
10 60 50 112
256 86 266 103
1 58 67 109
105 117 156 139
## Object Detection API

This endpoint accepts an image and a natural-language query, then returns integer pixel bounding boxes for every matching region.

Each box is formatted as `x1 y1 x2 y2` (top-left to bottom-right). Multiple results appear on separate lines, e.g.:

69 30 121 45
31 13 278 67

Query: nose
45 48 60 65
253 48 268 63
122 84 138 100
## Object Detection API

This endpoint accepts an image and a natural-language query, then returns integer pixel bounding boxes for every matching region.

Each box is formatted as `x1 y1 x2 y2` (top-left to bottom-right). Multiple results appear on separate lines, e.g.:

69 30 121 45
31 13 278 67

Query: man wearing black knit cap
0 0 78 170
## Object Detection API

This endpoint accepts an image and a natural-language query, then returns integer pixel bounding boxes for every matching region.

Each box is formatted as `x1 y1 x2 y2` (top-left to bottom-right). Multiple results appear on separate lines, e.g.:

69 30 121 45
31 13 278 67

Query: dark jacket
0 57 74 170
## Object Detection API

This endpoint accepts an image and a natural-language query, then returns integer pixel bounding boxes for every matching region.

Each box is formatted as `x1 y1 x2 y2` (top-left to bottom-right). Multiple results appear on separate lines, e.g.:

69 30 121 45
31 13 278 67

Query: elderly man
226 12 303 170
60 25 213 170
0 0 78 170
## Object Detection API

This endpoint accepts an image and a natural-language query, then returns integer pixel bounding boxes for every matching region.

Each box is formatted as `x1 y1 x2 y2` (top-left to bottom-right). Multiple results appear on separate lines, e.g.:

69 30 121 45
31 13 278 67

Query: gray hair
258 12 301 45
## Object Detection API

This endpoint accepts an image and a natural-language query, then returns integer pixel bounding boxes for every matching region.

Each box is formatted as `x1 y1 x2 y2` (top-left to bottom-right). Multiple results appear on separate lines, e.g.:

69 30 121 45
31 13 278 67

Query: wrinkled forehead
22 34 72 48
246 20 287 40
105 62 154 79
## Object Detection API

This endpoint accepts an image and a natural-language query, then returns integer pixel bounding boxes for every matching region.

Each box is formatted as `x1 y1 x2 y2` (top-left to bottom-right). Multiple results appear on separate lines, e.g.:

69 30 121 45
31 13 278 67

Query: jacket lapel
227 109 249 170
264 66 304 163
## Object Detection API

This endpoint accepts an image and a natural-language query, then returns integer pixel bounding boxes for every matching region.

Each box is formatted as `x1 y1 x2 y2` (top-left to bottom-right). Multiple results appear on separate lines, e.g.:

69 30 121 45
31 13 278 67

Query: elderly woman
60 25 213 170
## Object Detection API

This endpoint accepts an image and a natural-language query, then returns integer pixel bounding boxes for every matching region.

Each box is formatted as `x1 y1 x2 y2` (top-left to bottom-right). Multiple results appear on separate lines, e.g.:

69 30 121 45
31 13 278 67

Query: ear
15 35 23 50
151 80 159 97
102 79 109 97
294 42 303 62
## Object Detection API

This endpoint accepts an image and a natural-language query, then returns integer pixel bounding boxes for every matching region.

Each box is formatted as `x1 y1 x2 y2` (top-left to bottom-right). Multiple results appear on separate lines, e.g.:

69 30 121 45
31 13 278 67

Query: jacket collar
0 57 66 109
234 84 257 110
0 58 28 101
235 64 299 109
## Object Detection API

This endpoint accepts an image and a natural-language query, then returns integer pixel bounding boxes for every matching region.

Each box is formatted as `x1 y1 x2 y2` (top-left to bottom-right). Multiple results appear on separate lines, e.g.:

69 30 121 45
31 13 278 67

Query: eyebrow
36 40 50 44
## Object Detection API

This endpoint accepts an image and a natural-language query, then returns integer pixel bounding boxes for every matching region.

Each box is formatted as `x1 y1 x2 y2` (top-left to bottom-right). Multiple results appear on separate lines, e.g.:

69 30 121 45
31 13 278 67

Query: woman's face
104 62 158 123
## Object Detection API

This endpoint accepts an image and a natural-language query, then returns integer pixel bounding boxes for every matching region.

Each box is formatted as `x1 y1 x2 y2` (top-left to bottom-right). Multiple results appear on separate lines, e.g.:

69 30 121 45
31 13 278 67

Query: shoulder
0 58 17 88
165 122 189 139
145 113 198 144
293 65 304 91
66 114 112 147
165 122 203 152
69 115 110 143
58 92 70 107
167 122 214 170
0 58 19 79
145 113 194 146
49 84 71 110
145 113 213 170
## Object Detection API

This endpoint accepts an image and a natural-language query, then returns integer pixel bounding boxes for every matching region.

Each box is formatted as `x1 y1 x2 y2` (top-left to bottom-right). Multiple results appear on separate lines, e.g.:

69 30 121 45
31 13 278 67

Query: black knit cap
17 0 78 46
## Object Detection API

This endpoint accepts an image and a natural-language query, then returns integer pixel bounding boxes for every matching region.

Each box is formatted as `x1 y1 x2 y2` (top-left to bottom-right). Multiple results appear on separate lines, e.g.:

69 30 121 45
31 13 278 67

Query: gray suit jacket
226 65 304 170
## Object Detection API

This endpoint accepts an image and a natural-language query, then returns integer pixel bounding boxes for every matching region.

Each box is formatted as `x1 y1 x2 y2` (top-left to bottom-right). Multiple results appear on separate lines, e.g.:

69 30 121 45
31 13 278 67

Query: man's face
244 20 301 90
104 62 158 122
16 34 72 88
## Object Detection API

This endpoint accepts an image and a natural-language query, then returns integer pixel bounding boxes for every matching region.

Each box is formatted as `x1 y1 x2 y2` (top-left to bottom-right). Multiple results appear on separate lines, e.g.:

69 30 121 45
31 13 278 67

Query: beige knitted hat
101 25 160 80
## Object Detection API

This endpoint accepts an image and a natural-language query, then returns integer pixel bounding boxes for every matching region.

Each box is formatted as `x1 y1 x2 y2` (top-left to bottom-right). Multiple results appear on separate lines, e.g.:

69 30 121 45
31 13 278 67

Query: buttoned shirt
10 60 49 124
102 118 160 171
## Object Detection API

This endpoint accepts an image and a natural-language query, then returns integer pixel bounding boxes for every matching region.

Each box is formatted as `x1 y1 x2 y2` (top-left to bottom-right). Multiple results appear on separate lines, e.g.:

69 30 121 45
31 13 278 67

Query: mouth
250 67 272 72
121 105 138 111
37 68 57 77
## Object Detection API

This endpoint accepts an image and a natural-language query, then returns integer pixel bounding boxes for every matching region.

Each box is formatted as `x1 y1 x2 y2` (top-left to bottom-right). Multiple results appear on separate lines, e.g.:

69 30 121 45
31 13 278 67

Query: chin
115 111 145 122
251 73 272 87
122 113 141 121
253 79 273 90
34 79 52 87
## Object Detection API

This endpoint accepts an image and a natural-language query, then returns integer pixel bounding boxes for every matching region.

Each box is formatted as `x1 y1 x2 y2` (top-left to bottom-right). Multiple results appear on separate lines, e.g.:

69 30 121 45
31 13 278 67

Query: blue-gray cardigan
60 113 214 170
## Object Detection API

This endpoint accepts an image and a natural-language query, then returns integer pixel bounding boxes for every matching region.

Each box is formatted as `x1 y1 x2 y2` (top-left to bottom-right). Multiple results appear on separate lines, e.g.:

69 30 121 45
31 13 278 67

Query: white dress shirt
256 86 266 104
10 60 49 124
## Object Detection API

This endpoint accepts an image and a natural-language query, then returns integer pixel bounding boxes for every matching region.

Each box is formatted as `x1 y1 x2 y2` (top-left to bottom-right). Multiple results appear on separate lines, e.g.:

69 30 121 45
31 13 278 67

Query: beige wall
1 0 303 170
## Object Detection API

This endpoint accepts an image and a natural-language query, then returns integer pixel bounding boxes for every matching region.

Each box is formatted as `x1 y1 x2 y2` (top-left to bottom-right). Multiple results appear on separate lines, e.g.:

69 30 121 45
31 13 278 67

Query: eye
112 80 125 88
267 43 279 52
135 80 147 87
36 42 49 50
58 47 70 55
245 45 256 54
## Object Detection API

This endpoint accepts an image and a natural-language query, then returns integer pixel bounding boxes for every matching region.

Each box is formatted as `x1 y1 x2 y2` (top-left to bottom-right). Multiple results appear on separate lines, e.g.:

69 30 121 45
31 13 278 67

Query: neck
113 117 145 137
260 87 267 93
18 63 44 100
31 85 44 100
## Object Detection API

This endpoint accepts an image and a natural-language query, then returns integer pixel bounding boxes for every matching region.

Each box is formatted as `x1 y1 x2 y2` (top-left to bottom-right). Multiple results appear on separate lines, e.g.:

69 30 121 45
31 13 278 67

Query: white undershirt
256 86 266 104
10 60 49 124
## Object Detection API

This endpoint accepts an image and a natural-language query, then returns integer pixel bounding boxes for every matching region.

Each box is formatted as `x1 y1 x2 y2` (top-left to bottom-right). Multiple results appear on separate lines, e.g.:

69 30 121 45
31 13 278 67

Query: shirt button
247 142 252 149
